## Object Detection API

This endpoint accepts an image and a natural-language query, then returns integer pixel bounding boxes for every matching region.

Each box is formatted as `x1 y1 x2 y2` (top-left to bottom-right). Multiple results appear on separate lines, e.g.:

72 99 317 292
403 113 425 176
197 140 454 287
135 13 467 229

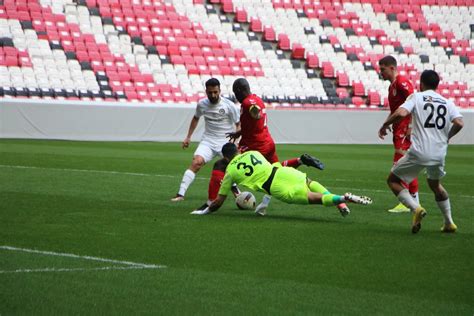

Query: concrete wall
1 99 472 144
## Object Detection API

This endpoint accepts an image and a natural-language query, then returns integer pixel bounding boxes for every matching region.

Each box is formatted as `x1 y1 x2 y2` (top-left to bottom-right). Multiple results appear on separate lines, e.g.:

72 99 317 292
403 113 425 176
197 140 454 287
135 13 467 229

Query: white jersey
195 97 240 145
401 90 462 165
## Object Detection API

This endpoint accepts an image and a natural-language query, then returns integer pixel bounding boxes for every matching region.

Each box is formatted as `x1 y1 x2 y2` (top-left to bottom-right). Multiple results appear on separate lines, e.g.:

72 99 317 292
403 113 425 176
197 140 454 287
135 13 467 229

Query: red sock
208 170 225 201
282 158 300 168
409 178 418 195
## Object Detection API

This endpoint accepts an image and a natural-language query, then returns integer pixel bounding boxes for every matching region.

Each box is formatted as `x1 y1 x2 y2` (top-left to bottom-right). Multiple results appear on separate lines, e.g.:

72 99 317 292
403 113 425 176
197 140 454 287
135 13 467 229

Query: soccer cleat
441 223 457 233
387 203 410 213
337 203 350 217
300 154 325 170
255 203 267 216
193 202 209 212
344 193 372 205
411 207 427 234
171 194 184 202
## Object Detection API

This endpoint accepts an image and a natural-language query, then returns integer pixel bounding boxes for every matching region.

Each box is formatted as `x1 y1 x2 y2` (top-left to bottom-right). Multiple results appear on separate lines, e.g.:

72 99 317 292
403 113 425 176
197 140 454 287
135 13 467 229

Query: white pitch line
0 164 207 181
1 164 472 199
0 266 160 274
0 246 166 269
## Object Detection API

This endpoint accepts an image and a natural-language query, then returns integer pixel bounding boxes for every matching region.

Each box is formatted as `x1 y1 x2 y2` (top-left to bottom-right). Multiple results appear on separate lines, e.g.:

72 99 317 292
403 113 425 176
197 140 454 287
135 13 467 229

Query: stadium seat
0 0 471 107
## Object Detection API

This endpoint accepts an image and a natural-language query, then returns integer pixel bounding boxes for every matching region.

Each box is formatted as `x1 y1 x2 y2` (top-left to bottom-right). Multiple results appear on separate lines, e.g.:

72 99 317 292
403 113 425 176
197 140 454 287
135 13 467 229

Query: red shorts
241 140 279 163
392 122 411 152
393 134 411 152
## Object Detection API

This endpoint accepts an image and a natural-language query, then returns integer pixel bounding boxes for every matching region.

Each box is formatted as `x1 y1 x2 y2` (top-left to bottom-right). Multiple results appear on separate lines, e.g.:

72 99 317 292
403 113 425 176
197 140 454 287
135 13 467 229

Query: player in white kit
378 70 464 234
171 78 240 201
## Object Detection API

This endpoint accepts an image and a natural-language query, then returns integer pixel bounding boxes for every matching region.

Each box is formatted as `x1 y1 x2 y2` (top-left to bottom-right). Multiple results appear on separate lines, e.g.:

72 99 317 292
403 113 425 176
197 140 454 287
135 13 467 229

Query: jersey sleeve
194 102 204 118
230 103 240 124
400 93 416 113
448 101 463 122
397 77 414 98
218 172 233 196
245 97 264 119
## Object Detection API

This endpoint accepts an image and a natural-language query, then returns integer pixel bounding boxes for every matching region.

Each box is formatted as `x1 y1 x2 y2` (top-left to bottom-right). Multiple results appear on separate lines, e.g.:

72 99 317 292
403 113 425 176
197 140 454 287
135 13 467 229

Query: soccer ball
235 191 256 210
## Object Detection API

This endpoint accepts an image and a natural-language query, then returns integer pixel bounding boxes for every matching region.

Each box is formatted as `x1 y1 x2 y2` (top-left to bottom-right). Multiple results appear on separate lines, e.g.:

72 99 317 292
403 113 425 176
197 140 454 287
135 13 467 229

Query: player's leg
307 179 350 216
171 143 211 201
270 168 372 217
388 156 426 233
408 178 420 204
387 148 411 213
426 166 456 233
307 192 372 207
403 134 421 205
280 154 325 170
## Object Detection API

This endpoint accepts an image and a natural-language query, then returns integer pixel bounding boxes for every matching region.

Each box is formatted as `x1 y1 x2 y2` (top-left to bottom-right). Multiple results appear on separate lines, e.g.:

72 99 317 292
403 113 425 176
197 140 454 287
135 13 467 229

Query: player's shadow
218 211 349 225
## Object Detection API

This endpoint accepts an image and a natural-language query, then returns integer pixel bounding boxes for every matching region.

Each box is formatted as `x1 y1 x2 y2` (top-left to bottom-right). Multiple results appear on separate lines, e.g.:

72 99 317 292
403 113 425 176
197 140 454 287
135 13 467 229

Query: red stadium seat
278 34 291 50
263 26 276 42
306 53 319 68
291 44 305 59
352 82 366 97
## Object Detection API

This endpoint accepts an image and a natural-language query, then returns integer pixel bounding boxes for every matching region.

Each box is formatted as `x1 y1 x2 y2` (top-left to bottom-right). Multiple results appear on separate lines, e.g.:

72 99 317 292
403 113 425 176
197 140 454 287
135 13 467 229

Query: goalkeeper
191 143 372 216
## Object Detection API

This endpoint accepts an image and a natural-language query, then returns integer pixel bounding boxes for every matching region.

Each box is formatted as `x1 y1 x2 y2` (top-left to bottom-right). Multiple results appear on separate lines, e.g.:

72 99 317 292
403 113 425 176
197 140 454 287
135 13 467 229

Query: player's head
233 78 251 103
205 78 221 104
420 70 440 91
378 55 397 81
222 142 239 161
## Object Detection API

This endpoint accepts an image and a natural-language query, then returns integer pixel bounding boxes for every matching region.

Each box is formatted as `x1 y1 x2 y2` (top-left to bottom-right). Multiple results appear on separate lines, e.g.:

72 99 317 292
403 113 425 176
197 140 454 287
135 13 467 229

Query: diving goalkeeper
191 143 372 215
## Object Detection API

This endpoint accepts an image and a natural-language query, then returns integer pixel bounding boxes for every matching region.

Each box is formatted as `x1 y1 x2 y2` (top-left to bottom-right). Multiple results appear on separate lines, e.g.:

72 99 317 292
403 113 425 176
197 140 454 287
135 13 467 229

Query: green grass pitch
0 139 472 314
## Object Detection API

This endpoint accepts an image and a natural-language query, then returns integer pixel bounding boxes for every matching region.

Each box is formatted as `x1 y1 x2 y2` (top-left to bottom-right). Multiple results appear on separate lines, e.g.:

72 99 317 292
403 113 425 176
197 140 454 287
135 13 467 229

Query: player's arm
208 195 227 212
379 107 410 139
190 194 227 215
191 173 233 215
183 116 199 148
448 117 464 142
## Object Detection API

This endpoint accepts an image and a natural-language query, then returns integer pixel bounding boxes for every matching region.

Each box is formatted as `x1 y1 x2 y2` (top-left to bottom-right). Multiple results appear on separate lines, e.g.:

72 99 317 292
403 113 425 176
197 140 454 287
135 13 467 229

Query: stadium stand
0 0 473 108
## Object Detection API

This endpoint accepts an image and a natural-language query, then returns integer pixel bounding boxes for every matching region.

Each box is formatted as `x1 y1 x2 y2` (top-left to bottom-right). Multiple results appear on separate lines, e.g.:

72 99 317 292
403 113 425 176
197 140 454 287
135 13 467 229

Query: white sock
178 169 195 196
411 192 420 204
397 189 419 212
259 194 272 207
437 199 453 225
206 199 212 206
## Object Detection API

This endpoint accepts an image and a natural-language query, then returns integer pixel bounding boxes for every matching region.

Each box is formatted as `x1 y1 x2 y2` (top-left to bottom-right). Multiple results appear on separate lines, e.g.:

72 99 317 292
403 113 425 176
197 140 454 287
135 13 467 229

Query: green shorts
269 167 309 205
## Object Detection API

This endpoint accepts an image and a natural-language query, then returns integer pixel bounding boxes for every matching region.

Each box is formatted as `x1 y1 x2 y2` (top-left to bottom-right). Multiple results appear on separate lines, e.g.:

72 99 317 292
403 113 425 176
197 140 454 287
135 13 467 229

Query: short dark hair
378 55 397 67
420 70 440 90
222 143 238 160
205 78 220 88
233 78 250 92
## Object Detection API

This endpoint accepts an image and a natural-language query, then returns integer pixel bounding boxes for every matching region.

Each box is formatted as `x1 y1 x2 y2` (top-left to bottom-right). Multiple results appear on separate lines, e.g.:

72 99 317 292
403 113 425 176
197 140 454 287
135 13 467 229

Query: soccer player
194 78 334 215
378 70 464 233
171 78 240 202
379 56 420 213
191 143 372 215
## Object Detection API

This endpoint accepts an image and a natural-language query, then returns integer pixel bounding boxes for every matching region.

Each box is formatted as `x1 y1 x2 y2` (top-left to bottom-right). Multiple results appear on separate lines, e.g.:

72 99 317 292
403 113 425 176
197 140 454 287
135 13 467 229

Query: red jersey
239 94 273 147
388 75 414 140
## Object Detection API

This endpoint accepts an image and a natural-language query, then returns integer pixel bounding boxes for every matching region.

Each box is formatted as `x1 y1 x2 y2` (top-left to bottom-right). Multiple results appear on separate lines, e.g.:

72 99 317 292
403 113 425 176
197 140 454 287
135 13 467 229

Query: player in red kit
194 78 351 217
230 78 290 164
379 56 420 213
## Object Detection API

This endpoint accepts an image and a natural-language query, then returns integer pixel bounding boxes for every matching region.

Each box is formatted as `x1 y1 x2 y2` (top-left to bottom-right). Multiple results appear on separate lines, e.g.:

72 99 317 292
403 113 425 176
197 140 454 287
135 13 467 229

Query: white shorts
392 153 446 183
194 141 224 163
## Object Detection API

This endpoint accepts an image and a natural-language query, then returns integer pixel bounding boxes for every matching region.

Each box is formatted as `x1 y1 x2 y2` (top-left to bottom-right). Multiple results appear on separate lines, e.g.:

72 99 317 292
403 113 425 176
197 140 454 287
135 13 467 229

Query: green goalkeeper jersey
219 151 275 196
